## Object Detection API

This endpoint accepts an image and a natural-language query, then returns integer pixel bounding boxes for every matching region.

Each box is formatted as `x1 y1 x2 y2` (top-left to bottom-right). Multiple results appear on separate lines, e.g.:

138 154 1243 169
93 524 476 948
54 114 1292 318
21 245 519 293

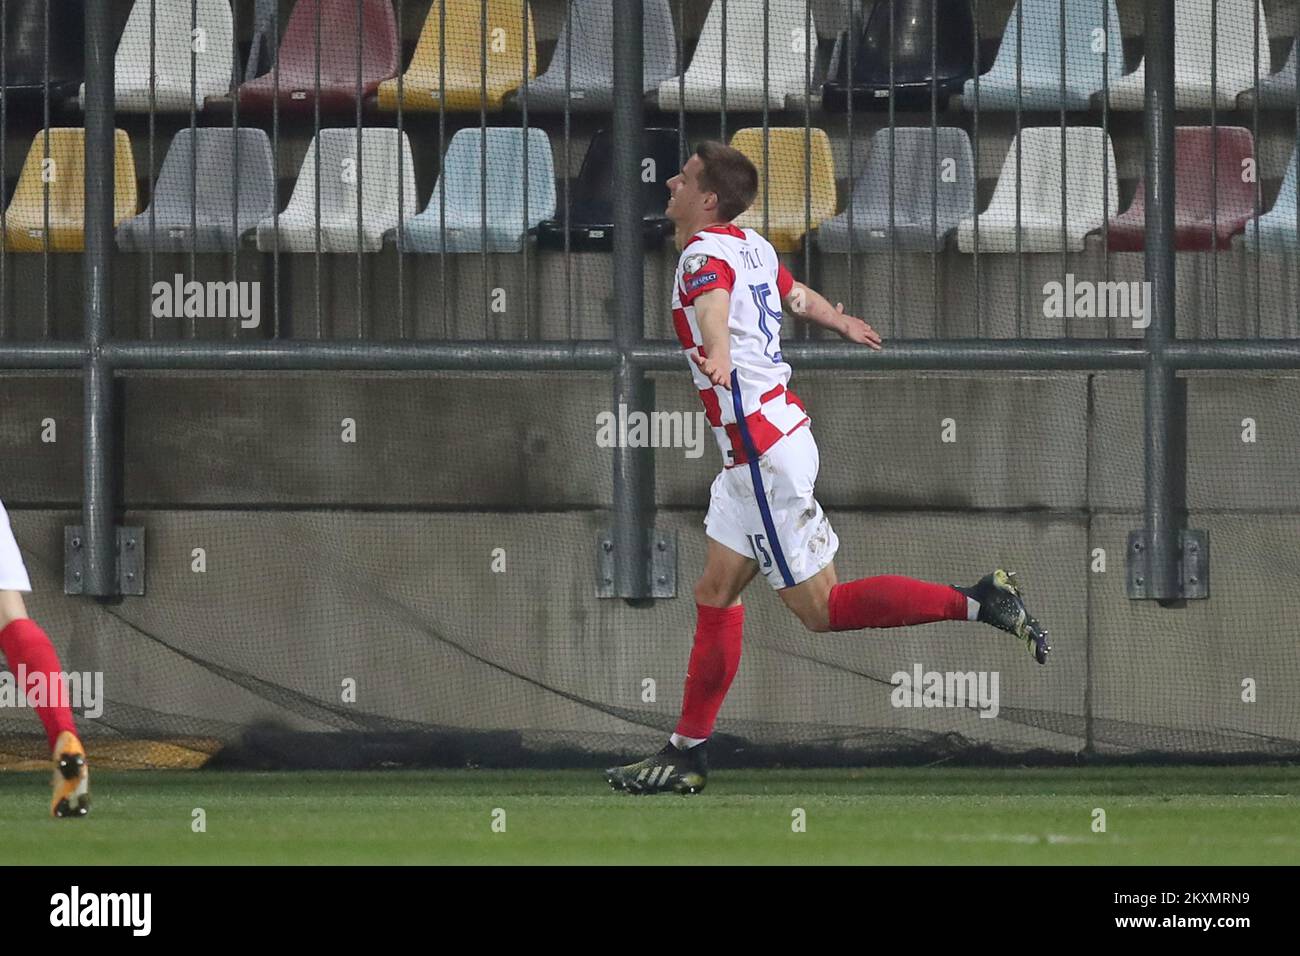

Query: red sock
828 575 969 631
674 603 744 740
0 619 78 752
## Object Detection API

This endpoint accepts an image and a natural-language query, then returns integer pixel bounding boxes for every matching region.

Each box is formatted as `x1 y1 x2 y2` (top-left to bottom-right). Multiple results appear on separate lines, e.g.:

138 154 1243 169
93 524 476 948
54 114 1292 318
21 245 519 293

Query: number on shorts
746 533 773 571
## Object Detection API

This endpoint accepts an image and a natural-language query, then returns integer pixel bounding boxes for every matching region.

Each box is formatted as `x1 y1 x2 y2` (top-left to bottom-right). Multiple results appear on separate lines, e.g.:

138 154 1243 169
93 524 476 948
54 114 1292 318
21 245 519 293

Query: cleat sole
992 570 1051 665
50 746 89 819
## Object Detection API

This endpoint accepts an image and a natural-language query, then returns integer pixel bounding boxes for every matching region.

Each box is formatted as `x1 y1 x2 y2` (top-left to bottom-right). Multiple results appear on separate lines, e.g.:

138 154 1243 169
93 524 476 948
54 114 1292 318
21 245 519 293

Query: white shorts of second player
0 499 32 593
704 426 839 590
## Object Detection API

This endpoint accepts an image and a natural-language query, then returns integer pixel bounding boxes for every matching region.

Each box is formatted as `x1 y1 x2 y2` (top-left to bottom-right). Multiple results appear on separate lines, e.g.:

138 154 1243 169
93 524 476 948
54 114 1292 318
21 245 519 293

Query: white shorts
704 425 839 590
0 500 33 593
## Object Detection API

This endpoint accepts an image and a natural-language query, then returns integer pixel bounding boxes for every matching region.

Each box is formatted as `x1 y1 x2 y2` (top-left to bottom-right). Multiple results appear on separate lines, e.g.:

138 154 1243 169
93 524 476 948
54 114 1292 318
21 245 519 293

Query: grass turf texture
1 766 1297 865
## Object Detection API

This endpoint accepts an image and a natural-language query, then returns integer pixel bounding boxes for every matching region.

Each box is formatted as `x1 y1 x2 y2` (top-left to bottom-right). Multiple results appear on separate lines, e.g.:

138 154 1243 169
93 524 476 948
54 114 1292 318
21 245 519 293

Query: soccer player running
606 142 1050 795
0 500 90 816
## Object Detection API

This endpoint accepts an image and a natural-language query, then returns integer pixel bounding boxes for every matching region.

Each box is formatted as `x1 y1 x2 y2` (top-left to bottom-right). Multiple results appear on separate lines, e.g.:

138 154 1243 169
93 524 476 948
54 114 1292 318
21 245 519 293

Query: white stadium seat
80 0 234 112
1105 0 1269 110
256 128 417 253
957 126 1118 253
657 0 818 111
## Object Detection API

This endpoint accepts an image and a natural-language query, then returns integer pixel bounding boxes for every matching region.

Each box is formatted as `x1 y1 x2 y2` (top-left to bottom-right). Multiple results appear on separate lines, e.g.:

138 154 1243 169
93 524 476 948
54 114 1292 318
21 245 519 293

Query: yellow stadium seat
376 0 536 112
731 127 837 253
3 128 137 252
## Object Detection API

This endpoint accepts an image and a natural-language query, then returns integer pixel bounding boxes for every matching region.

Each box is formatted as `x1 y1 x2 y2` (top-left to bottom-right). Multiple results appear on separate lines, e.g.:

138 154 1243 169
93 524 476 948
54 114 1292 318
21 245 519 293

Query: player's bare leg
692 536 760 609
0 588 28 628
0 590 90 818
776 562 837 632
605 540 758 794
778 562 1051 664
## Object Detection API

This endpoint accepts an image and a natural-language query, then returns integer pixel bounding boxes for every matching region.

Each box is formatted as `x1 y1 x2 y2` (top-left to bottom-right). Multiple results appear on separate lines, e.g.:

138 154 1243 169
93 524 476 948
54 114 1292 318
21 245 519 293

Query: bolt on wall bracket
1126 529 1208 600
597 528 677 599
64 527 146 596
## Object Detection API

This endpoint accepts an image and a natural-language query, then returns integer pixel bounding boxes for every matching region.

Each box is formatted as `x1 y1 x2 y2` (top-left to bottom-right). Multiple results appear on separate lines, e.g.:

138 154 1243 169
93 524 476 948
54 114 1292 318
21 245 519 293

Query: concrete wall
4 243 1298 342
3 505 1294 758
5 370 1299 510
1 369 1298 759
2 2 1299 762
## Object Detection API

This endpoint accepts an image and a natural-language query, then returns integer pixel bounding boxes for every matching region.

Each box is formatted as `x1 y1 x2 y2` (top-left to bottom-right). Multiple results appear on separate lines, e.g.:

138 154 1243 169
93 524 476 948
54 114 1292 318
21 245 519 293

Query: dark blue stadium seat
537 128 679 252
2 0 84 102
822 0 975 112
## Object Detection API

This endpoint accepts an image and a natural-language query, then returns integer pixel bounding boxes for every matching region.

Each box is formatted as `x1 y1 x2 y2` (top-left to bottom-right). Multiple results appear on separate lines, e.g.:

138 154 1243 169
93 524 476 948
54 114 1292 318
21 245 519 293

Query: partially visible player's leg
0 595 81 756
1 590 90 817
0 503 89 816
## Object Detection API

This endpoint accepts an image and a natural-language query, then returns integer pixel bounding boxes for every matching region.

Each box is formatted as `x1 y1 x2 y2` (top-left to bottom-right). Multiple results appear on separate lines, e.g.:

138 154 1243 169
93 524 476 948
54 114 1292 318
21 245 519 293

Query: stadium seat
78 0 233 112
1244 145 1298 251
2 0 84 101
117 128 275 252
961 0 1121 111
956 126 1117 253
1252 41 1297 108
519 0 675 112
237 0 399 115
731 127 836 253
3 129 138 252
818 127 974 252
1106 0 1269 110
400 127 554 253
255 128 416 253
537 128 678 251
375 0 536 113
657 0 818 111
822 0 975 113
1107 127 1256 252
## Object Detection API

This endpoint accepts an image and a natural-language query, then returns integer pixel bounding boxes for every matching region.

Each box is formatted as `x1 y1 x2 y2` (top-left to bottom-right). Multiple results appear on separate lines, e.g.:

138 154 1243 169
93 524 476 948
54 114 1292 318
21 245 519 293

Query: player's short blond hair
694 141 758 222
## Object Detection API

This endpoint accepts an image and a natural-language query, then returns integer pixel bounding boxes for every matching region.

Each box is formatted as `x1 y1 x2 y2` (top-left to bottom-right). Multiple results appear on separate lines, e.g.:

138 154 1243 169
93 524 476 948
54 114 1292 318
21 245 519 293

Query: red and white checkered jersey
671 223 810 467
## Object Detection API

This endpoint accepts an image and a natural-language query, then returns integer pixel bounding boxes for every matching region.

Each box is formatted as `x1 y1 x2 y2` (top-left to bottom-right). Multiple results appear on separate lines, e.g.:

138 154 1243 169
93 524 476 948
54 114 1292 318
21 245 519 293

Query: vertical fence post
81 0 117 597
1132 0 1199 603
607 0 667 600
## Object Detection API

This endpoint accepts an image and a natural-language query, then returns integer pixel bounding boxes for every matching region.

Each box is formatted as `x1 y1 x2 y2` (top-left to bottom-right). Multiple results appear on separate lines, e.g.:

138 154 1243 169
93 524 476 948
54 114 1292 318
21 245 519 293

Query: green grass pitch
1 766 1298 865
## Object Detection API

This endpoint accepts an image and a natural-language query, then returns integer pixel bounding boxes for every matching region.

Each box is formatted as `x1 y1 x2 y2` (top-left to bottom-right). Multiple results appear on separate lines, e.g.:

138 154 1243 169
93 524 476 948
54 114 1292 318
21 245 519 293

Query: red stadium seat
1107 126 1256 252
236 0 398 115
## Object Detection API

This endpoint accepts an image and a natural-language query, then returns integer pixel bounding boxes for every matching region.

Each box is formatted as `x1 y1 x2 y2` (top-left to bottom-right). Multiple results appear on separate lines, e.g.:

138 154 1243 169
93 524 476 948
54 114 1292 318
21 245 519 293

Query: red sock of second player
0 618 79 753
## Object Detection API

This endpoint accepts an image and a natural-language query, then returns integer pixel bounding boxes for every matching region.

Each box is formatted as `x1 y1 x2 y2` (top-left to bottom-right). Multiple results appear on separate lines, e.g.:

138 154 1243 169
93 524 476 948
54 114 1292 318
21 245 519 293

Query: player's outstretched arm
690 288 734 389
783 281 883 350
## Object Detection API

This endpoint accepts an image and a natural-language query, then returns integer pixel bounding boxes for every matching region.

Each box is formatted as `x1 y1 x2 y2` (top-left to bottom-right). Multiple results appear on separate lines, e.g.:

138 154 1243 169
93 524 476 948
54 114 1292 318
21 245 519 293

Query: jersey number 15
749 283 783 364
